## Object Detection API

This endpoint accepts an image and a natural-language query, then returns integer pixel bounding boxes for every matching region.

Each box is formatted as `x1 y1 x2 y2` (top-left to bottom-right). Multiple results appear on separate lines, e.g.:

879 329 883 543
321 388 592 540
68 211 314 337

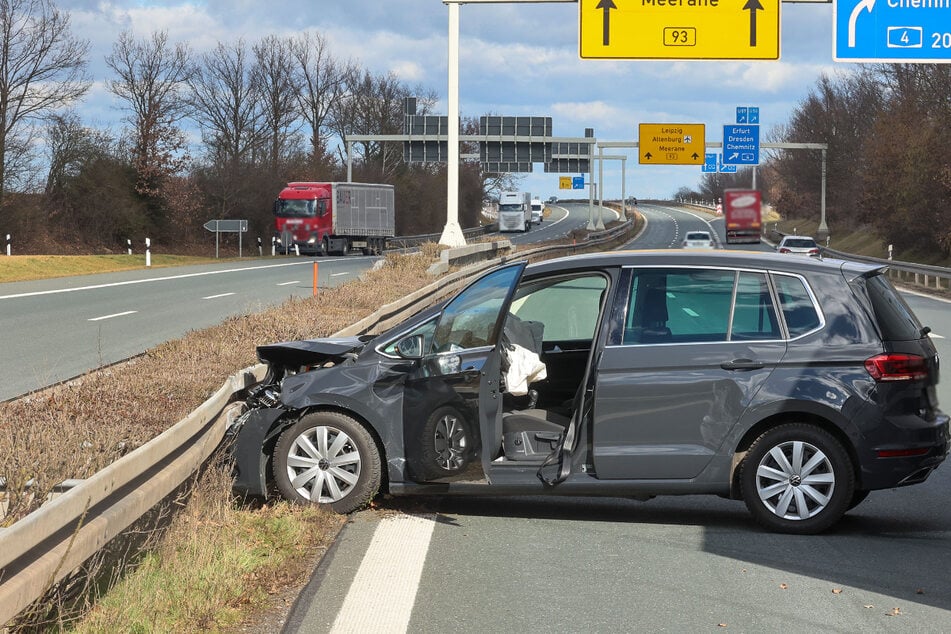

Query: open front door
402 262 527 484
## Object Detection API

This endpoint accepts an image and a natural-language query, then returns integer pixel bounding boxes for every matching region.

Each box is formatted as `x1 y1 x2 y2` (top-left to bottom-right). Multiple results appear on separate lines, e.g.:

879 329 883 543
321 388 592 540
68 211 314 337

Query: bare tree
252 35 300 175
44 110 112 196
188 39 264 168
289 31 355 167
0 0 89 205
105 30 192 198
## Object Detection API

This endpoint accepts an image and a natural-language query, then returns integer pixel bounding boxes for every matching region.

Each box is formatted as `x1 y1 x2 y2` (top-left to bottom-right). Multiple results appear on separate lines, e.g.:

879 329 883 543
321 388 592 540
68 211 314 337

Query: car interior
497 273 609 463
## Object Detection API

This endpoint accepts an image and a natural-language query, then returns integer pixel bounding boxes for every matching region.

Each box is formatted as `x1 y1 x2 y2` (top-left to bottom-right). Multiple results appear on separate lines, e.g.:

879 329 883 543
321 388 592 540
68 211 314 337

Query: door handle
721 359 765 371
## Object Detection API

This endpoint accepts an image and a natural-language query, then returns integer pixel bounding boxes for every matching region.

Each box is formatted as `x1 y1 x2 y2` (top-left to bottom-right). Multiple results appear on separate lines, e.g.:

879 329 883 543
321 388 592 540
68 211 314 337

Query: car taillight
809 248 819 255
864 353 929 382
779 247 790 253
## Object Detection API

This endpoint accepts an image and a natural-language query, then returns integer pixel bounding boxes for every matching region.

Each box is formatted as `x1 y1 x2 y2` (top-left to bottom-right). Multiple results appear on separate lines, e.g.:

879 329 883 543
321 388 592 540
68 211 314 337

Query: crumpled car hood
256 335 372 368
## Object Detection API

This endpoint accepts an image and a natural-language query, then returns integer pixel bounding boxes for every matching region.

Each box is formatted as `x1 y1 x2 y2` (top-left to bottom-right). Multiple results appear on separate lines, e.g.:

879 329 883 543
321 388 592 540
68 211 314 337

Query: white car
682 230 716 249
777 236 820 257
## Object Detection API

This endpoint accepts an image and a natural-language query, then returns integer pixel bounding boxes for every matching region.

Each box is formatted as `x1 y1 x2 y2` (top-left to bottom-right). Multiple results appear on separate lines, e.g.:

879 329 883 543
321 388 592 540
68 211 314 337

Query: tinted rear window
783 238 816 248
863 273 923 341
685 232 710 240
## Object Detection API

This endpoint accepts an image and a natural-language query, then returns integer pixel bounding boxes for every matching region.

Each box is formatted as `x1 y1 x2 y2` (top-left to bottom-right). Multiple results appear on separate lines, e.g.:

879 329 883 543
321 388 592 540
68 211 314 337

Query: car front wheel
740 423 854 534
272 411 381 513
417 406 470 480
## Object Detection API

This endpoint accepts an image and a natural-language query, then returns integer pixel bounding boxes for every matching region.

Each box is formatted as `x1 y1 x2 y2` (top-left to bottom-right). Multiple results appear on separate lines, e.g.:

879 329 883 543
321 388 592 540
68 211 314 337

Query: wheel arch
728 411 861 500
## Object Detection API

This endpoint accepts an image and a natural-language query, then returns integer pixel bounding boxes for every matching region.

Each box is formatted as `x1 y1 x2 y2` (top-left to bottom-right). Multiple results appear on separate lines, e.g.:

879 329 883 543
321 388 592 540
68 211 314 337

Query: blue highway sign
723 124 760 165
702 153 718 173
718 155 738 173
572 176 585 190
834 0 951 62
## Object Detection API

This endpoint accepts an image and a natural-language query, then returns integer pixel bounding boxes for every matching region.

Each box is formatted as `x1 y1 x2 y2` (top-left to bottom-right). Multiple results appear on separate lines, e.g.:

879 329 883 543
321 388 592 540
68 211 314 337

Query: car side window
431 265 521 352
622 268 782 344
773 274 821 337
509 275 607 341
624 268 734 344
731 272 781 340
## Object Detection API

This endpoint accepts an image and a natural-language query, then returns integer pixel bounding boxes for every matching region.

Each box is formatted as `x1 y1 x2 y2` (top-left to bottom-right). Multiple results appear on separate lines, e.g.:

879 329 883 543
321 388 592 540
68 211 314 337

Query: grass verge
0 254 239 283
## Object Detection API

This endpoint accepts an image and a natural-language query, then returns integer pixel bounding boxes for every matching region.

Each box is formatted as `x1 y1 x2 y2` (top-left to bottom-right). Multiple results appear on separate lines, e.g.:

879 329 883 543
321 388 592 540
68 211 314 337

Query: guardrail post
257 237 262 257
145 238 151 267
271 236 276 257
5 234 10 256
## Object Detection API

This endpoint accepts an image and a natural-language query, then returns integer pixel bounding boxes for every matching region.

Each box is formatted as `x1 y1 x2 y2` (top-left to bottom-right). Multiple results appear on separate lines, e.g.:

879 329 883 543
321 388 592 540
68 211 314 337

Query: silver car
777 235 820 256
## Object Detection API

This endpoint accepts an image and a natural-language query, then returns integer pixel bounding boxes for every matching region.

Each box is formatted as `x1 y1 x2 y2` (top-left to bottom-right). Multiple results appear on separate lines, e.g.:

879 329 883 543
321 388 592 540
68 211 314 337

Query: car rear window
686 232 709 240
784 238 816 248
861 273 923 341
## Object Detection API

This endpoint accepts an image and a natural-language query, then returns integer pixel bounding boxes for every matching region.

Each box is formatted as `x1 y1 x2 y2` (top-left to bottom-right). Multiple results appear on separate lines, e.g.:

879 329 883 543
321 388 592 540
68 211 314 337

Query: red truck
723 189 762 245
273 182 395 256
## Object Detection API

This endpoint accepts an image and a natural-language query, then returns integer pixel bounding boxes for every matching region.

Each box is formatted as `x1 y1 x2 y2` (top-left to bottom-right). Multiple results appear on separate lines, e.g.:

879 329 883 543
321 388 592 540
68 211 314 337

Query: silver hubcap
755 440 835 520
285 425 361 503
433 413 467 470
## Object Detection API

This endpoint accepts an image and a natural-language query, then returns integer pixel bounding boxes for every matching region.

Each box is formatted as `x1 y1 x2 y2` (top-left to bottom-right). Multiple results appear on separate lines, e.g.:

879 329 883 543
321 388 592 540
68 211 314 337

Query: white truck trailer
498 191 532 232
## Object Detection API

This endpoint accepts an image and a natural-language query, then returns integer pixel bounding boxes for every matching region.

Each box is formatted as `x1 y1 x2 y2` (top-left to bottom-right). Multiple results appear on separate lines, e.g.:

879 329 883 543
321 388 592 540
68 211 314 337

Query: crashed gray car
230 250 949 534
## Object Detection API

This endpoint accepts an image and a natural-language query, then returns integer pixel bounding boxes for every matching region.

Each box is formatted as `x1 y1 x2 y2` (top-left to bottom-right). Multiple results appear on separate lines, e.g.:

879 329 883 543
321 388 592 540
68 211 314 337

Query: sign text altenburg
638 123 706 165
580 0 780 60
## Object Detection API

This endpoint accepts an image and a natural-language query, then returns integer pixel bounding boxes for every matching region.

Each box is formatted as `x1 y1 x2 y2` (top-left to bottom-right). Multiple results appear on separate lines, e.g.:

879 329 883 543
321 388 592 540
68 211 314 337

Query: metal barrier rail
388 224 496 248
821 247 951 291
769 228 951 292
0 220 636 625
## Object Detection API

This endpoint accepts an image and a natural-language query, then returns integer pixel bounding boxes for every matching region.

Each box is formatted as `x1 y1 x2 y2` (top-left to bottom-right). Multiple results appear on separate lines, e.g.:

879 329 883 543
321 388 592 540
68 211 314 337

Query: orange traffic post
313 262 318 297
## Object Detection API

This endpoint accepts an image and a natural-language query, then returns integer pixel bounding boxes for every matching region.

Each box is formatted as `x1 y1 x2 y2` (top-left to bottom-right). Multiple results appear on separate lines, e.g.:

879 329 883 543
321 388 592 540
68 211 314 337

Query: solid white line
276 280 300 286
202 292 235 300
88 310 137 322
331 272 350 277
330 514 436 633
0 258 348 301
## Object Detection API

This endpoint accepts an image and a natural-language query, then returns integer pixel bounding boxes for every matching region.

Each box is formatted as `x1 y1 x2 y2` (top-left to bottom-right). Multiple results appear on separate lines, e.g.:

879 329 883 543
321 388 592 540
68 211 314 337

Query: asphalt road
284 203 951 633
0 255 376 400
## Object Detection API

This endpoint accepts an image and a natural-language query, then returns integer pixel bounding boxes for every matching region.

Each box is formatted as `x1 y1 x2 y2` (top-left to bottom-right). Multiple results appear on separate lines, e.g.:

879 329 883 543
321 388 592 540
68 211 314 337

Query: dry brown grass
0 251 438 526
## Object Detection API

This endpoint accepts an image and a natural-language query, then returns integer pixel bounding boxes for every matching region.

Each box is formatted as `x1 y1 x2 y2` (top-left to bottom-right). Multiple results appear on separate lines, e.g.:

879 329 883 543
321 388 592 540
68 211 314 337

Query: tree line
685 64 951 259
0 0 491 254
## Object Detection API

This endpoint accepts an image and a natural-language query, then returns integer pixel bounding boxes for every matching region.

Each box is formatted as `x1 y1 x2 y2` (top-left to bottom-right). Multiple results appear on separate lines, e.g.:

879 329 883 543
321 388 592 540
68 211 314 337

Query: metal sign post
203 220 249 258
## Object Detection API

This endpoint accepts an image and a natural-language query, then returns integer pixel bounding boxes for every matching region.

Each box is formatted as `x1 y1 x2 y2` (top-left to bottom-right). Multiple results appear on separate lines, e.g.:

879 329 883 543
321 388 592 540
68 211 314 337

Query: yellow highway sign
579 0 780 60
559 176 573 190
638 123 705 165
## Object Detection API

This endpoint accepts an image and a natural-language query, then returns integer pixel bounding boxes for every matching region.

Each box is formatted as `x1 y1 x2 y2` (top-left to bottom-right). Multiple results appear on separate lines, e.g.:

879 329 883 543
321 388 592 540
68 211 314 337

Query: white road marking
88 310 137 322
331 272 350 277
202 292 235 300
330 514 436 633
0 259 348 301
930 333 945 339
276 280 300 286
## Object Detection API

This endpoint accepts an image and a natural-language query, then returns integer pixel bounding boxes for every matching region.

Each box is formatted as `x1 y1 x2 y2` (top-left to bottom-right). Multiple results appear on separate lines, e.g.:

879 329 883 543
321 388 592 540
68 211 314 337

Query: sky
56 0 854 200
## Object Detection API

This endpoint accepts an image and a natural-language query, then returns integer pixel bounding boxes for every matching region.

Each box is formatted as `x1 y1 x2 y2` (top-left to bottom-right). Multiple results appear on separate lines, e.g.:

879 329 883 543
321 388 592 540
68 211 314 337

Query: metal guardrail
821 247 951 291
769 228 951 292
388 224 496 248
0 218 637 625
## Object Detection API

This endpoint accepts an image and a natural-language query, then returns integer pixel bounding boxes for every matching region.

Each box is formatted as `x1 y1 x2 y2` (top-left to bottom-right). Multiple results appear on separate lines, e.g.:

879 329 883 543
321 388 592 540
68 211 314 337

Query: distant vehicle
682 230 716 249
547 196 558 204
530 198 544 224
777 236 820 257
498 191 532 232
274 182 395 256
724 189 762 245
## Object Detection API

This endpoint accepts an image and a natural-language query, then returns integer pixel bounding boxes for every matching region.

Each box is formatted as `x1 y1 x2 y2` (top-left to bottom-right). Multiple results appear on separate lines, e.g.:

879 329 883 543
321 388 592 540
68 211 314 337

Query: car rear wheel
272 411 381 513
740 423 854 534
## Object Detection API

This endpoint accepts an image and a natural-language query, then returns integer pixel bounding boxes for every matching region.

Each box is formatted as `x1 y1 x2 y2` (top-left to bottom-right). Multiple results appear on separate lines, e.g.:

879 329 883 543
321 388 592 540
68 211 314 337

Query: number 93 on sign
664 27 697 47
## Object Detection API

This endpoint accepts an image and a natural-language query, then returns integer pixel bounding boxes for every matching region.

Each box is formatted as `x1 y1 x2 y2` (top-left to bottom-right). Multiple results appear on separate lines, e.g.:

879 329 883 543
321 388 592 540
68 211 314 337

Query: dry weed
0 252 438 525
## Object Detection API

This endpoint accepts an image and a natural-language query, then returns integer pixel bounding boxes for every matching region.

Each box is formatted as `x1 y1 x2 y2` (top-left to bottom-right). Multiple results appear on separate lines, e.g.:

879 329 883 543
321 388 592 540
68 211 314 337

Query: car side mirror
395 334 425 360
